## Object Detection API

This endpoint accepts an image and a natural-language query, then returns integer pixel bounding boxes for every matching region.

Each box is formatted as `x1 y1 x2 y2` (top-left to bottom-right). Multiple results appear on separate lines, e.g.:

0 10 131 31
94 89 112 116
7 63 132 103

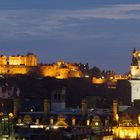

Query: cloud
55 4 140 20
0 4 140 39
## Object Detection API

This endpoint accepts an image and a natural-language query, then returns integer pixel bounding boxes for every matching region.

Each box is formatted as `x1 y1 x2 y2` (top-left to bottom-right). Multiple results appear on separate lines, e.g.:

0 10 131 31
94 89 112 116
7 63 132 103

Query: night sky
0 0 140 73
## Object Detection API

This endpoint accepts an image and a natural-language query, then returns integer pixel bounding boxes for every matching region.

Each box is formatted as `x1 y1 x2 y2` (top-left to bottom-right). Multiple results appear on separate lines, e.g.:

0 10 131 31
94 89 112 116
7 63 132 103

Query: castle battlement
0 53 37 66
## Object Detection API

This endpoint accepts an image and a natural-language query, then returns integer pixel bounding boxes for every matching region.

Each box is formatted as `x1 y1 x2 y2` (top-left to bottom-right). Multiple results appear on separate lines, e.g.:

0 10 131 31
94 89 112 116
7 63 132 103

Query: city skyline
0 0 140 73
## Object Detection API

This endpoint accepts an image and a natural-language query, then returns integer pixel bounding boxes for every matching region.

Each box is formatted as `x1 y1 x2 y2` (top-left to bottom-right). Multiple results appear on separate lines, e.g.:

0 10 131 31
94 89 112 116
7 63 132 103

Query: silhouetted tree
90 66 101 78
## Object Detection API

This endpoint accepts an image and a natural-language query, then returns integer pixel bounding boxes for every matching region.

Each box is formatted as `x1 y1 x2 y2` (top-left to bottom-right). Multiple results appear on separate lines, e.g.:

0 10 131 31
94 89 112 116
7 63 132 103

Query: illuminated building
0 115 14 138
113 114 139 139
129 48 140 102
91 116 103 135
91 75 129 89
0 53 37 75
113 99 140 139
0 55 7 65
9 53 37 66
54 115 68 128
40 60 83 79
92 77 107 84
113 100 118 122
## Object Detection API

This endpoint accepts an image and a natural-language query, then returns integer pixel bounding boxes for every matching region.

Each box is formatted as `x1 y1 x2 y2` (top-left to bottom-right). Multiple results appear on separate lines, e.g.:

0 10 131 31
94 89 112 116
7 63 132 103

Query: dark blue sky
0 0 140 73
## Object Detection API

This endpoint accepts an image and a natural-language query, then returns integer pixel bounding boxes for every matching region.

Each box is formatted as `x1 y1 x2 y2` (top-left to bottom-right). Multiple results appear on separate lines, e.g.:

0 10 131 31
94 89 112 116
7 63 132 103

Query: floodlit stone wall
40 63 83 79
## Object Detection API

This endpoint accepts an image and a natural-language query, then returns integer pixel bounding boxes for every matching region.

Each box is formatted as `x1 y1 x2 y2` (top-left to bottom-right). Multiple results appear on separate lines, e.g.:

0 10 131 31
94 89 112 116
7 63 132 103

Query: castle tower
131 48 138 66
0 55 7 65
13 98 21 117
131 48 139 78
137 51 140 67
44 99 50 116
81 98 88 116
129 48 140 102
113 100 118 122
72 116 76 126
26 53 37 66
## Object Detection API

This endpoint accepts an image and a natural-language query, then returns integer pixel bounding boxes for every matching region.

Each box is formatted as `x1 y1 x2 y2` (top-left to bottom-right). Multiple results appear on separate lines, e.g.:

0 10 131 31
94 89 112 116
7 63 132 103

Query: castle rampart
0 55 7 65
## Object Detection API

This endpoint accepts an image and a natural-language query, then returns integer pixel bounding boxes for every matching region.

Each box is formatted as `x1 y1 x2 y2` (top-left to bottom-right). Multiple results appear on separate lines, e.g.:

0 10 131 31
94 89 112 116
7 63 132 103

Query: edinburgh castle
0 53 83 78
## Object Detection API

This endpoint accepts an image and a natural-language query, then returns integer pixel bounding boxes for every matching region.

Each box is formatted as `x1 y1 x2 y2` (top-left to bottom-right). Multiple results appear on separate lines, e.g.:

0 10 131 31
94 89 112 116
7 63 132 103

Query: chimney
72 116 76 126
13 98 21 117
81 98 88 116
44 99 50 116
113 100 118 122
50 116 54 125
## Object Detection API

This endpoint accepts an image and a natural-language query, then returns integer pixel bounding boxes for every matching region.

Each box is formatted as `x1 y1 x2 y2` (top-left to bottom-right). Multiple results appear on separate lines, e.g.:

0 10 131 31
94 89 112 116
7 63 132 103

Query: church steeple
131 48 138 66
133 48 136 54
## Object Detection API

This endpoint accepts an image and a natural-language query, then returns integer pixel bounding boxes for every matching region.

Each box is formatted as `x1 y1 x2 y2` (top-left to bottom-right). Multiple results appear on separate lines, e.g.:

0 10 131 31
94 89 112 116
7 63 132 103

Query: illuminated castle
129 48 140 102
0 53 82 78
0 53 37 75
0 53 37 66
40 60 82 79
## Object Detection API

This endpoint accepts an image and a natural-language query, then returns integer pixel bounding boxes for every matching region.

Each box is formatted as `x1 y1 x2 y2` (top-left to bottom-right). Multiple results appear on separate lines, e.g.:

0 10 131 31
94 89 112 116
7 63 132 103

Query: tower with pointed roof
131 48 138 66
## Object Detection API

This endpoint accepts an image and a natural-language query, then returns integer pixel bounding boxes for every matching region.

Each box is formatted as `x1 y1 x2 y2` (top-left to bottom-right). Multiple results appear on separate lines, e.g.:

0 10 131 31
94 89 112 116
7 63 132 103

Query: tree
90 66 101 78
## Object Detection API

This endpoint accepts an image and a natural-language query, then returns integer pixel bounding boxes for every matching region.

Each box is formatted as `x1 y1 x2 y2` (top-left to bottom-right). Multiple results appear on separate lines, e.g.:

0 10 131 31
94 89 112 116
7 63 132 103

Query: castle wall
8 53 37 66
9 56 22 65
40 66 69 79
0 65 30 75
0 56 7 65
0 65 7 74
26 54 37 66
40 65 82 79
40 65 58 77
56 68 69 79
68 69 82 78
7 65 30 74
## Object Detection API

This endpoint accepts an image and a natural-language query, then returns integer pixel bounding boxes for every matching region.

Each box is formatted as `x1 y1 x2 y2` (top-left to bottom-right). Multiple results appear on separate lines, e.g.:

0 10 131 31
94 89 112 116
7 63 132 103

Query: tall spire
133 48 136 54
131 48 138 66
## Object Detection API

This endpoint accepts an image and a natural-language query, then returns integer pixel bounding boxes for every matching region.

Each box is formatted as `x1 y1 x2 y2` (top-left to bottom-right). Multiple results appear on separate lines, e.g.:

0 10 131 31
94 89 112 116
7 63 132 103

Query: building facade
129 49 140 102
8 53 37 66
